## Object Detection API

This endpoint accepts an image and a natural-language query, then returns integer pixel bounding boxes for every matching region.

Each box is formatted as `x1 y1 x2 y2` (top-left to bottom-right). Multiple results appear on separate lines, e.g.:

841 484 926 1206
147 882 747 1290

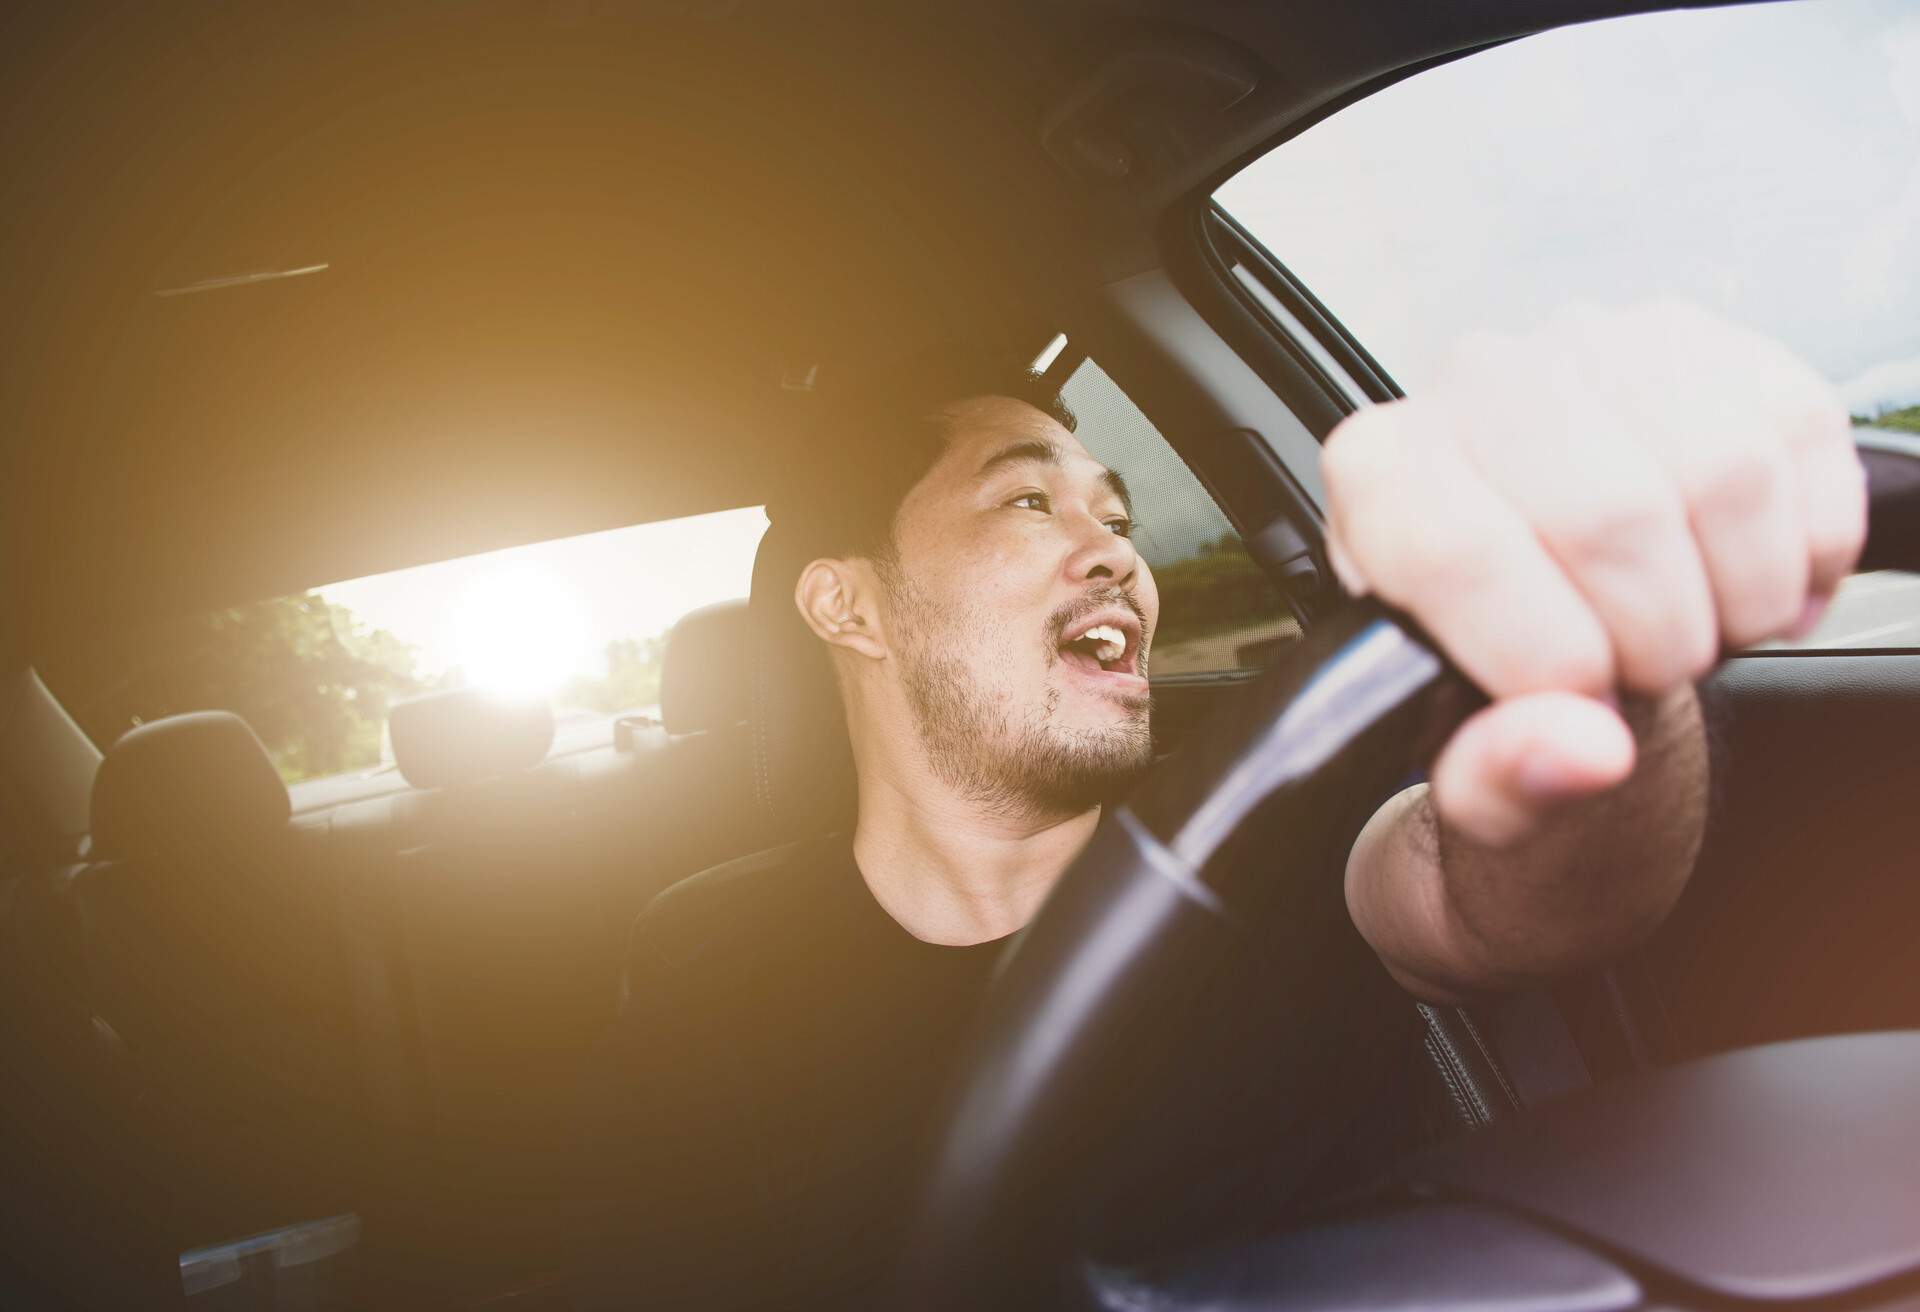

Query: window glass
38 507 769 798
1059 358 1300 673
1216 0 1920 648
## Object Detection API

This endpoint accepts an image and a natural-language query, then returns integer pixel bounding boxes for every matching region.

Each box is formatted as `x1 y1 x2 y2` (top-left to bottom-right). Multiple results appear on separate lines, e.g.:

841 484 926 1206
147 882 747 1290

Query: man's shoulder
629 832 853 978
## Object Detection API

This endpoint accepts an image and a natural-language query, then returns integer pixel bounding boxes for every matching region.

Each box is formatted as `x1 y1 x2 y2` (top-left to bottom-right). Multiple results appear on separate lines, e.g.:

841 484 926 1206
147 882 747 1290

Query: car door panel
1643 652 1920 1057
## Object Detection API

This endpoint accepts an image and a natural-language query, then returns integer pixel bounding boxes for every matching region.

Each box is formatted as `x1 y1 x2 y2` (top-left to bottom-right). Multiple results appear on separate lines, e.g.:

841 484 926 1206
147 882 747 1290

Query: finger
1605 302 1823 649
1672 433 1809 649
1440 344 1719 695
1787 402 1868 602
1323 403 1615 699
1428 692 1636 849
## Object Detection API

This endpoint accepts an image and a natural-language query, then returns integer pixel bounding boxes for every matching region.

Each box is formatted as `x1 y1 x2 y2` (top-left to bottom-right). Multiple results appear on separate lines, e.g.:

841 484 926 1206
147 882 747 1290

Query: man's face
877 395 1159 817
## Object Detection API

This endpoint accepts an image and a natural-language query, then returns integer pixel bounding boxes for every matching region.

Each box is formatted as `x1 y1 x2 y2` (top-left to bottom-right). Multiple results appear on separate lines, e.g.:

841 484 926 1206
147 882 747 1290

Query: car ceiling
0 0 1740 653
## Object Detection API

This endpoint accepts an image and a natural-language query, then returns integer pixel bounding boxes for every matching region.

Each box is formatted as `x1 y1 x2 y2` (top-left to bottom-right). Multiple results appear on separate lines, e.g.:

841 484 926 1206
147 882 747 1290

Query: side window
1214 0 1920 650
1057 356 1300 674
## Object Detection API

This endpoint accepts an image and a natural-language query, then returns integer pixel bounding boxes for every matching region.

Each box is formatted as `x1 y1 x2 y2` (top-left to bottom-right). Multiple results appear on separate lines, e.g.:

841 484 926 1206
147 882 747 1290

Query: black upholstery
605 519 852 1041
14 711 364 1300
89 710 290 860
660 599 753 735
388 687 554 789
746 514 856 839
1413 993 1594 1136
1650 654 1920 1053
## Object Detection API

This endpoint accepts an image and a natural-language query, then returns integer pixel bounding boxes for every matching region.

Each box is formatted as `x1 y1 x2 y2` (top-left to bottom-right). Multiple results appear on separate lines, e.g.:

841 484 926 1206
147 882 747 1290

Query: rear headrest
747 515 856 837
660 599 752 735
90 711 291 861
388 688 554 789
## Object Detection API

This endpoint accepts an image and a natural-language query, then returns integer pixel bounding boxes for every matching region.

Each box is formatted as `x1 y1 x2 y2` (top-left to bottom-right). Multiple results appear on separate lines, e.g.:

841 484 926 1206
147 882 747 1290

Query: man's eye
1009 492 1050 513
1104 518 1134 539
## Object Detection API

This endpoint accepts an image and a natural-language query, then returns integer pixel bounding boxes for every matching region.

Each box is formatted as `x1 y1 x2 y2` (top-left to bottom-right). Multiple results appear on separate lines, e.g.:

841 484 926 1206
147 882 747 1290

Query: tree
560 636 665 714
1150 532 1291 645
1853 404 1920 435
45 593 428 784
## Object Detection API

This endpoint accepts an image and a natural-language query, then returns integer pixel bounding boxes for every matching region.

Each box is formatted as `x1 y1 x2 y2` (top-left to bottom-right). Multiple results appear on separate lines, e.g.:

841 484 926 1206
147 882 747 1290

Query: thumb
1429 691 1636 849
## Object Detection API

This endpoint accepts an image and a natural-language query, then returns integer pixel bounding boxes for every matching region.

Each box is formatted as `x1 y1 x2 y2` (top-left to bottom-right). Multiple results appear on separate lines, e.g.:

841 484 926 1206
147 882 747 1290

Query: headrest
747 514 857 837
388 688 554 789
660 599 753 735
90 711 292 861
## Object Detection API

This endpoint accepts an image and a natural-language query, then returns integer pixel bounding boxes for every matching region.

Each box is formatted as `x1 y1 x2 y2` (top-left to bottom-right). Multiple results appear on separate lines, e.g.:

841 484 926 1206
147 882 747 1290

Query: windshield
1215 0 1920 421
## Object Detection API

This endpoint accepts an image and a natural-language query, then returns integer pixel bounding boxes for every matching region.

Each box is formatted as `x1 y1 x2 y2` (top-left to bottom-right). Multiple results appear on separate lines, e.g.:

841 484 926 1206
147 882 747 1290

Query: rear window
39 507 769 791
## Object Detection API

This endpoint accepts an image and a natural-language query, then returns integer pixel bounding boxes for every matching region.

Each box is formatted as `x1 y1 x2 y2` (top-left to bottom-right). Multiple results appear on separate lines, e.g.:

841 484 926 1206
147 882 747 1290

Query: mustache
1046 585 1149 644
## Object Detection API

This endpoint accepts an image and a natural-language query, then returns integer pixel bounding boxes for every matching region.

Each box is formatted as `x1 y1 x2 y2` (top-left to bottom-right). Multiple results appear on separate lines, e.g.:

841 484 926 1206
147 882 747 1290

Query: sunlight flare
453 566 589 698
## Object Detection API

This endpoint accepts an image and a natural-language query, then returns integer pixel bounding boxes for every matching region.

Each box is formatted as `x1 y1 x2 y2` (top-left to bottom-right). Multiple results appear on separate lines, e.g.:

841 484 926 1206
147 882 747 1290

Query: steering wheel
898 439 1920 1309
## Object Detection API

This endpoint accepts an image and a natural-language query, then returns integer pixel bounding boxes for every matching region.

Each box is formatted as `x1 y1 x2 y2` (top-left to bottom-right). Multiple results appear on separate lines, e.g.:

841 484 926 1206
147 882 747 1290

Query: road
1772 570 1920 651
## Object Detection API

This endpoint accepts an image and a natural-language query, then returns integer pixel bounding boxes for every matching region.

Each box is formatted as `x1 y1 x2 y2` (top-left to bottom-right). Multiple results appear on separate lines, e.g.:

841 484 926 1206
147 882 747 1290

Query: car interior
5 1 1920 1309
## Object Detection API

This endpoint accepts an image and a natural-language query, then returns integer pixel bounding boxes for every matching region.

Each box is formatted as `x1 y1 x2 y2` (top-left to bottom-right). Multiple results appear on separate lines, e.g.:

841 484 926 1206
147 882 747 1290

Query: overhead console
1083 1033 1920 1310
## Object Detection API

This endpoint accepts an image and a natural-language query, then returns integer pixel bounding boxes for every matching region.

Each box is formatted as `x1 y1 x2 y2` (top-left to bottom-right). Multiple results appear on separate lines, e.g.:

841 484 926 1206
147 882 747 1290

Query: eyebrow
973 438 1134 518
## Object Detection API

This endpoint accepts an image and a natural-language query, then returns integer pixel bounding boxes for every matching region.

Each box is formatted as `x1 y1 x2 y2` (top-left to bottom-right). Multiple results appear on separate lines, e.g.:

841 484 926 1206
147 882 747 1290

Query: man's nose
1064 512 1138 584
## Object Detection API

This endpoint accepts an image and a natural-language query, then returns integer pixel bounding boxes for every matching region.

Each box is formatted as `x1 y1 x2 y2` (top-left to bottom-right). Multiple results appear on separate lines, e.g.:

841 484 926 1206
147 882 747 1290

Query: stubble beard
882 566 1154 822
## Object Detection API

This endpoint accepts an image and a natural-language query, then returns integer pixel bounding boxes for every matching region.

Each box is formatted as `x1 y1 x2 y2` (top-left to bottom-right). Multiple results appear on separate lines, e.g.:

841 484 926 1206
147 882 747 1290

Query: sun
452 565 589 698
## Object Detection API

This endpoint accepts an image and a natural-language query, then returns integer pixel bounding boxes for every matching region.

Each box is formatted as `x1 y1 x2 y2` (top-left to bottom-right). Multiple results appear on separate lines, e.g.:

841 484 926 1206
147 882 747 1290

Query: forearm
1347 685 1709 1003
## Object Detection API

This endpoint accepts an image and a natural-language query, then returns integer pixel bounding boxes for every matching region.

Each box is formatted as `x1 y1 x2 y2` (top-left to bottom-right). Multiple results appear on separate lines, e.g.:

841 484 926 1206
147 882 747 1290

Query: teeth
1081 624 1126 663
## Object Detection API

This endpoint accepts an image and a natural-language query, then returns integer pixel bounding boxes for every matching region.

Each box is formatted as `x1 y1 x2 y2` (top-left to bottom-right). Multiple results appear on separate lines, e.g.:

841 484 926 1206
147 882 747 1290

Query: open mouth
1057 612 1143 680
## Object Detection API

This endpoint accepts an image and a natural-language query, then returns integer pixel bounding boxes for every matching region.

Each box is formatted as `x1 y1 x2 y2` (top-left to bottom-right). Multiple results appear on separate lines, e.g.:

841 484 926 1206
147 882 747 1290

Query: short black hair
773 344 1077 564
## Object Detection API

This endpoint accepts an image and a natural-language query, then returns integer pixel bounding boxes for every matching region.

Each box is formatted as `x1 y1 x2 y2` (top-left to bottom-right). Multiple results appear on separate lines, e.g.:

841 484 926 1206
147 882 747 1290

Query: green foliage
1853 404 1920 434
45 594 429 785
1152 532 1290 645
561 637 665 714
45 593 675 787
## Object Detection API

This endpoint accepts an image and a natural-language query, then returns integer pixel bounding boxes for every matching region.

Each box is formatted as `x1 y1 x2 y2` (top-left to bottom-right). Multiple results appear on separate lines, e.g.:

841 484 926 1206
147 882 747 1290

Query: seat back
372 648 773 1295
25 711 367 1300
743 513 857 841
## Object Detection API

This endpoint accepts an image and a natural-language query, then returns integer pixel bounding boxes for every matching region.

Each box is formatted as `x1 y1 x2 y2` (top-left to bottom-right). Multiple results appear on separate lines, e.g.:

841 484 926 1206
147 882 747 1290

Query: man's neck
850 766 1098 946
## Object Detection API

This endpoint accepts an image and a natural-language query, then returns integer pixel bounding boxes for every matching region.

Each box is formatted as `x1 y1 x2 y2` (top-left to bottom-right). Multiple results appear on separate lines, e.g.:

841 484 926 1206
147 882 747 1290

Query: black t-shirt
574 834 1012 1310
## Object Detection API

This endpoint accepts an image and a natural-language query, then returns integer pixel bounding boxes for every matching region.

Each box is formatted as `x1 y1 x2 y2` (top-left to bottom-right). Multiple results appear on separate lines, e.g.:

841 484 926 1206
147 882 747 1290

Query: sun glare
453 566 589 698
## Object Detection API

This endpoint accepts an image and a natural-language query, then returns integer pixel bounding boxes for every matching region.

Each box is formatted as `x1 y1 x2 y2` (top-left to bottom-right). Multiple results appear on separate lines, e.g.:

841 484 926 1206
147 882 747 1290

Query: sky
1217 0 1920 412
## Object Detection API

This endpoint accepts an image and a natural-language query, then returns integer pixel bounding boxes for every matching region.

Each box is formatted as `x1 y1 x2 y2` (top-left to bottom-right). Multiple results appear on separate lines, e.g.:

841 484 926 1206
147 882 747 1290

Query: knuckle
1812 506 1868 573
1725 577 1803 647
1510 633 1612 697
1686 449 1782 522
1620 599 1728 691
1644 614 1719 688
1813 455 1871 561
1769 574 1808 629
1789 397 1851 455
1680 613 1721 679
1398 524 1499 601
1548 488 1676 573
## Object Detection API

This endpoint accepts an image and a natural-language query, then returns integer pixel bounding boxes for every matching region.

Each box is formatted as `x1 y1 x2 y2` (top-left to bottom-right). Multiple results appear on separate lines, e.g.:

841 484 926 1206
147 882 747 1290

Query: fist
1322 300 1867 846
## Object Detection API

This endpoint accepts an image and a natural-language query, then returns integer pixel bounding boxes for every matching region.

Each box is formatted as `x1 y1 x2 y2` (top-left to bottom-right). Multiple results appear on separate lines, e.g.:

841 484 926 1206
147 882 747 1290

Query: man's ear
794 558 889 661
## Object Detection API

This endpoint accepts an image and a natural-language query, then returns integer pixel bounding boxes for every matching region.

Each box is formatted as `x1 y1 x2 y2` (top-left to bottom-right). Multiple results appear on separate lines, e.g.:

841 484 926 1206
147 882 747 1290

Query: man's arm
1347 686 1705 1002
1321 301 1865 999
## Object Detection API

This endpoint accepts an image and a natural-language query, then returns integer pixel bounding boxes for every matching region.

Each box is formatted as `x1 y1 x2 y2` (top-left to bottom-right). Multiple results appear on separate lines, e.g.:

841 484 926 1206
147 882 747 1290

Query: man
578 302 1864 1308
